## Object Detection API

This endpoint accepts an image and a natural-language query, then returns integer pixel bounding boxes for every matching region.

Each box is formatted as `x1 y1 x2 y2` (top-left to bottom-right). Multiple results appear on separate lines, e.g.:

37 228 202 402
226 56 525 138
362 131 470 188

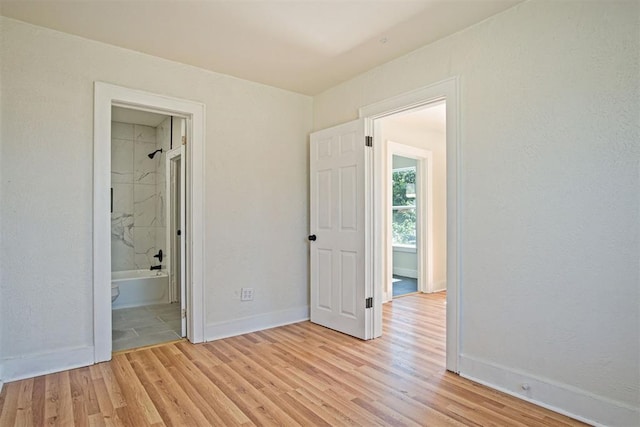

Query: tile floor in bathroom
112 303 183 352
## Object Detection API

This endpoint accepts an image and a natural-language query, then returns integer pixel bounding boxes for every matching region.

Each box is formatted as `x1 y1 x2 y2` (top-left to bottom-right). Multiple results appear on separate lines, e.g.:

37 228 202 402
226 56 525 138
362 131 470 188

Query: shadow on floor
393 275 418 297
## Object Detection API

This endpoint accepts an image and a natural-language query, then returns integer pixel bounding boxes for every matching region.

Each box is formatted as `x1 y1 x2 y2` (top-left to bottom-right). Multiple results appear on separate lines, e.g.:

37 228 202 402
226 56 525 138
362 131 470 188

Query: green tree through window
392 167 416 246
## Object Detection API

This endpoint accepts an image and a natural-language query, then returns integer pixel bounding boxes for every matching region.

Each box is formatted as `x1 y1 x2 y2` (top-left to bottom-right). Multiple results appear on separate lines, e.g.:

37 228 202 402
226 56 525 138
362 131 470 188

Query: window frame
391 165 418 250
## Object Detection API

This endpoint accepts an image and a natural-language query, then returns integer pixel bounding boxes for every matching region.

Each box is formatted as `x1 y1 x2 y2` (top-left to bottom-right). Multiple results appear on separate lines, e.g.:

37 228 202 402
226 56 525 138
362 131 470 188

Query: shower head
148 148 163 159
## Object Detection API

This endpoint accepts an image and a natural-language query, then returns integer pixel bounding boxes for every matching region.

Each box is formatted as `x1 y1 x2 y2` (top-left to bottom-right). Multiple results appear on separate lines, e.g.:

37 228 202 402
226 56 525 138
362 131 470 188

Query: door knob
308 234 317 241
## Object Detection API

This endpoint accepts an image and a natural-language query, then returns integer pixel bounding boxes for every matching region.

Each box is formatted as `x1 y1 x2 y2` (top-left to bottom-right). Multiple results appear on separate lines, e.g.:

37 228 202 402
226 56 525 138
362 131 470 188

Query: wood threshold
112 338 188 356
0 293 587 426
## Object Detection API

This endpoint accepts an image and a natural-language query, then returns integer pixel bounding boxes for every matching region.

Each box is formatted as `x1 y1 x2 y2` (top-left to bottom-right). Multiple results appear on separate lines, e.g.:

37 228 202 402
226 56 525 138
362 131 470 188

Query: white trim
166 145 187 337
93 82 205 363
360 77 460 373
166 147 177 303
165 146 184 303
359 84 449 119
392 267 418 279
205 306 309 342
392 244 416 253
364 117 384 340
459 355 639 427
2 346 94 382
431 280 447 293
364 119 376 340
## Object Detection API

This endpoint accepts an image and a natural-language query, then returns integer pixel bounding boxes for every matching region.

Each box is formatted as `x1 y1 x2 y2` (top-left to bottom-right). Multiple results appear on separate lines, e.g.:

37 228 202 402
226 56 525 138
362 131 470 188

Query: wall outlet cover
241 287 254 301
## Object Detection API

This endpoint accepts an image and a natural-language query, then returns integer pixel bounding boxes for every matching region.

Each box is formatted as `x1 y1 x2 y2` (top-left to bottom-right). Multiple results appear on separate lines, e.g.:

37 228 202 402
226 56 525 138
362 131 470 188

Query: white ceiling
0 0 521 95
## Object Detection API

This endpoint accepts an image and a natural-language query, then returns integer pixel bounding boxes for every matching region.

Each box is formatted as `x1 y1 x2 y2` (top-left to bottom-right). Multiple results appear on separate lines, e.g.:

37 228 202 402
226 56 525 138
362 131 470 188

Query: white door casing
178 147 187 337
93 82 205 362
166 146 180 303
309 119 376 340
360 77 460 372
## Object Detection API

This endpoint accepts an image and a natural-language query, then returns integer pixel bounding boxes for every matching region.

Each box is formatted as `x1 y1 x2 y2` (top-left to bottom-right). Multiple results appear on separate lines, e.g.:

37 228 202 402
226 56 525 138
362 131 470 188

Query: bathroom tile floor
112 303 183 352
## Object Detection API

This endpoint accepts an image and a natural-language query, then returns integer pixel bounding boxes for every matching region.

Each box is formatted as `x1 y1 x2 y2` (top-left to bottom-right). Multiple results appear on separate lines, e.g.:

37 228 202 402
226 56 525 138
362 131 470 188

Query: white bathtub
112 269 169 309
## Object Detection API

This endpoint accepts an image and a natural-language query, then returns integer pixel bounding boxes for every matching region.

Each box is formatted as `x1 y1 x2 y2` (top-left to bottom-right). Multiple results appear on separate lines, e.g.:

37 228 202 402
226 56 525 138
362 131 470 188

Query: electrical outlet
241 287 254 301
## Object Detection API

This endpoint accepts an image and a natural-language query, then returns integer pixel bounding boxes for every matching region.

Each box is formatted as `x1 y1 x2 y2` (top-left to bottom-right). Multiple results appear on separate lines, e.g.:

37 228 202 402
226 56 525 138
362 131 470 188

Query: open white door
166 144 186 337
309 118 375 340
178 145 186 337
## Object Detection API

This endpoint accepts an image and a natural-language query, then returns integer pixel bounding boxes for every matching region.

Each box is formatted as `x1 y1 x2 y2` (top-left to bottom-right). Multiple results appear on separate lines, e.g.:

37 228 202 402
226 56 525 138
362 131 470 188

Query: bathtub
112 269 169 309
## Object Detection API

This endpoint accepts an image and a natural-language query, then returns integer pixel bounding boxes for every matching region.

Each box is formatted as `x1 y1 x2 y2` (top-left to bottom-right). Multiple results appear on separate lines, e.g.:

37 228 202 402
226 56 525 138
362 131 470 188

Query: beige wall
314 1 639 424
1 2 639 424
0 17 312 365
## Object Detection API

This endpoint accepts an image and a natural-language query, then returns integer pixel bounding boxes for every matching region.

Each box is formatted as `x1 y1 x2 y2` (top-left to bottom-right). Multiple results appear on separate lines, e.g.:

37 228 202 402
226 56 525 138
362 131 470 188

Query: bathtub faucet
150 265 162 271
153 249 163 263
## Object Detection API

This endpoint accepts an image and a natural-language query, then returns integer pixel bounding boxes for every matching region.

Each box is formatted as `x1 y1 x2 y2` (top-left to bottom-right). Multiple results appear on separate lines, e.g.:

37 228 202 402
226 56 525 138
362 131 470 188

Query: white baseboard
459 355 640 427
393 267 418 279
430 280 447 292
2 346 94 382
205 305 309 342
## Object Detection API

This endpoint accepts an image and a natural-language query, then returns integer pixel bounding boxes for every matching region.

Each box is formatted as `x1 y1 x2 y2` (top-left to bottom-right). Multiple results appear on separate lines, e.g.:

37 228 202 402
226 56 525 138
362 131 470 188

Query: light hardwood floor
0 293 586 426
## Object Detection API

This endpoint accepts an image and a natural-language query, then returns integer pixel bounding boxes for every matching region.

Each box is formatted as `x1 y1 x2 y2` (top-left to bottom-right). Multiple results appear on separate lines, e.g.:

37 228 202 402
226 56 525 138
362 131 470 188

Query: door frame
386 142 434 301
359 77 460 373
93 82 205 363
166 145 186 337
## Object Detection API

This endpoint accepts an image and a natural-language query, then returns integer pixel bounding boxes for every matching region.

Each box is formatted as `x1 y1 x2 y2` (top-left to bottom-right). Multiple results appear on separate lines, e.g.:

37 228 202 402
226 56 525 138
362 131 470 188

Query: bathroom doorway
110 107 186 352
94 82 205 363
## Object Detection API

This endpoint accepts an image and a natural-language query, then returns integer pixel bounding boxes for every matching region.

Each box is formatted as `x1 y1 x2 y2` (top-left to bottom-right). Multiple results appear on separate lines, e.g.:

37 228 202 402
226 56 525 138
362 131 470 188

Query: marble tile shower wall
111 120 170 272
155 117 171 265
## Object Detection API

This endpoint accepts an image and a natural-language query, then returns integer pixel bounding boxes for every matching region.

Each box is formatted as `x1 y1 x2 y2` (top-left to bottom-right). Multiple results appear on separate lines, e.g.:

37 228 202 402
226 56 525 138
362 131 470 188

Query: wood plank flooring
0 293 587 426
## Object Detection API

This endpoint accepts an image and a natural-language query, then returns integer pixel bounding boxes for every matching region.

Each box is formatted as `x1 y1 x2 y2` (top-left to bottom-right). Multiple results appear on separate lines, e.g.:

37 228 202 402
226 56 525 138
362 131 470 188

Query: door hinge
365 297 373 309
365 136 373 147
181 309 186 319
